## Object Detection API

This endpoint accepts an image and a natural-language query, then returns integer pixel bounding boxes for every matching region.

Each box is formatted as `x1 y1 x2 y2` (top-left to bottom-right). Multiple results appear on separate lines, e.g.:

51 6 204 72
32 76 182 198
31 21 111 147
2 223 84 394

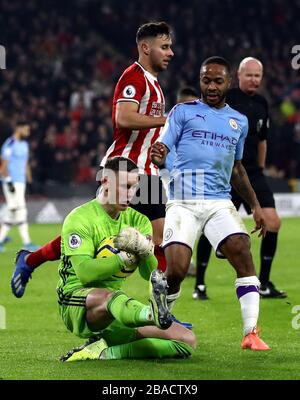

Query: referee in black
193 57 287 300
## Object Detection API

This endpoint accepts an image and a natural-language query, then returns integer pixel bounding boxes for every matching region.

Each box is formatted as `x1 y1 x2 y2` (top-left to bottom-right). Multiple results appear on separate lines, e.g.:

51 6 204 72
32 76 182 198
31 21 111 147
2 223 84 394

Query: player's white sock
235 276 260 336
0 223 11 243
166 289 181 312
18 222 31 245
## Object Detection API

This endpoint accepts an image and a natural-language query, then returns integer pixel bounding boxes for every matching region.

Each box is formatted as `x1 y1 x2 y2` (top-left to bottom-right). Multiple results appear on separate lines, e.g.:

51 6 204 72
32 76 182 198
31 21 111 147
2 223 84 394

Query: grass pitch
0 219 299 380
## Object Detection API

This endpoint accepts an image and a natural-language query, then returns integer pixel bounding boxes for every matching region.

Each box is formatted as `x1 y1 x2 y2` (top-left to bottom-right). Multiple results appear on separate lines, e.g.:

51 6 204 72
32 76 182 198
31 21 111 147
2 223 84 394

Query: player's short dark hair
136 21 172 43
105 156 138 172
177 87 198 98
201 56 231 74
96 157 138 182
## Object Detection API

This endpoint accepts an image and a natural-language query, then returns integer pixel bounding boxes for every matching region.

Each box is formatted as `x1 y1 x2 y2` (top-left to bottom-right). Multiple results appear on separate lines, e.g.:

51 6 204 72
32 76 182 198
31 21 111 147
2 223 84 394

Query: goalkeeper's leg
86 288 159 331
102 320 196 359
61 322 196 361
87 277 172 331
103 338 194 359
62 320 196 361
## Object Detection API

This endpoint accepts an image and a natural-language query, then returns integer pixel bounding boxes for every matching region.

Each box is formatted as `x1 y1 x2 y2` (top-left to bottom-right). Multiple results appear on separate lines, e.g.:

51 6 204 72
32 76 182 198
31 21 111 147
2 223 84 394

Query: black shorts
231 169 275 214
130 174 166 221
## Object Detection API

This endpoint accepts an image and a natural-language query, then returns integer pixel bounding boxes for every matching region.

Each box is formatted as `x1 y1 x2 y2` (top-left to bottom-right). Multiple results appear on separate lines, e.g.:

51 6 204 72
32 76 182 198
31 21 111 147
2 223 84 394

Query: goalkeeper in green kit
58 156 196 361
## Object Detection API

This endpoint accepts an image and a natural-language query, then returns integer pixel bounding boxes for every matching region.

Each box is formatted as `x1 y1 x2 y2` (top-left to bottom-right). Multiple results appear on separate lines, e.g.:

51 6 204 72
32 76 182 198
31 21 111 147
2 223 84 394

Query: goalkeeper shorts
58 287 138 343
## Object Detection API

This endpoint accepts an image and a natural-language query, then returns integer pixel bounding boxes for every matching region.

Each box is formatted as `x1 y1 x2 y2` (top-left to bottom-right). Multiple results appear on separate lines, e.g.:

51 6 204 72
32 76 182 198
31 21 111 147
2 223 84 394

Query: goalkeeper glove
118 251 138 269
4 177 15 193
114 227 154 258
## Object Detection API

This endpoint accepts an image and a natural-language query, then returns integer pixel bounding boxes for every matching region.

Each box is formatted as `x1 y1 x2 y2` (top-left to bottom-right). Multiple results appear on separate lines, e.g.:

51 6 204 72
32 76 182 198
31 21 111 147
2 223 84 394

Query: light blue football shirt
1 136 29 183
159 99 248 200
164 146 176 171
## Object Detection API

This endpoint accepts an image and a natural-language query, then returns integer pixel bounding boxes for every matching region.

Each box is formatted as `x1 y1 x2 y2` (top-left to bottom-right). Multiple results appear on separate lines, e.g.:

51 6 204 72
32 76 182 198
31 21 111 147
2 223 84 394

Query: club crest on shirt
164 228 173 241
122 85 136 98
229 118 238 130
150 102 164 116
68 234 82 249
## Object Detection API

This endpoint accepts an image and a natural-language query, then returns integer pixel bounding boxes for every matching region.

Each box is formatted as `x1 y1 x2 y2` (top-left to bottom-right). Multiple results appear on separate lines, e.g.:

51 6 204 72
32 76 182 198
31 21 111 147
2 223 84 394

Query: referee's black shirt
226 87 269 173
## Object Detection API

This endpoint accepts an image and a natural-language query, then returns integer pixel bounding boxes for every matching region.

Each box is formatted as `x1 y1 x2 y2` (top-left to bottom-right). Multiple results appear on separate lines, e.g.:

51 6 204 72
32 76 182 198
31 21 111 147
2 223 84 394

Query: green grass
0 219 299 380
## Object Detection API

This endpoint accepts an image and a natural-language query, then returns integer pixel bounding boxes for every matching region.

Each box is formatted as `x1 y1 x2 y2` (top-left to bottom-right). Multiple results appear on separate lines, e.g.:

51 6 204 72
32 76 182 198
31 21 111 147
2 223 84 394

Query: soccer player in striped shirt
11 22 174 300
101 21 173 272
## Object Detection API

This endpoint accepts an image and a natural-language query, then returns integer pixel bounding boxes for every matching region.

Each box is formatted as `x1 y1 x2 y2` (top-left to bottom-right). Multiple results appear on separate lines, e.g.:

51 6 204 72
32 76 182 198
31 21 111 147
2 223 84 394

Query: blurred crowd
0 0 300 189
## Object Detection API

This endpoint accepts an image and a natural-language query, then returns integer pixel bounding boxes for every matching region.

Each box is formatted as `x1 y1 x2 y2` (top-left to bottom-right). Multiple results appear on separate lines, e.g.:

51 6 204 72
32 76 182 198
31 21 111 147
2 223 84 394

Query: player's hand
251 205 267 237
118 251 138 269
7 181 15 193
150 142 167 167
114 227 154 258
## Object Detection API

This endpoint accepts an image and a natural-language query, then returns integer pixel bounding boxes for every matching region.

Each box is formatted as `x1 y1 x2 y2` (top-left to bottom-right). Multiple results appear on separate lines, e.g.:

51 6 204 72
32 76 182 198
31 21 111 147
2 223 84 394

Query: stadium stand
0 0 299 191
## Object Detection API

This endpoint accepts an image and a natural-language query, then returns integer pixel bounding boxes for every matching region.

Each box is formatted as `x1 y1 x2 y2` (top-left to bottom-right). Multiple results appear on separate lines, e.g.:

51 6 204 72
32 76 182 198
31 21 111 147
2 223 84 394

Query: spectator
0 0 299 185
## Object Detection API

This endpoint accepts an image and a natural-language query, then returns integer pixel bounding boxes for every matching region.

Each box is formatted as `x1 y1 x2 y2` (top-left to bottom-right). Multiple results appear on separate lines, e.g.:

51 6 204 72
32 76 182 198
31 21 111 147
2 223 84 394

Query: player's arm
150 142 169 167
70 254 124 286
0 158 15 192
151 104 183 167
71 252 156 285
231 161 266 237
26 163 32 184
0 158 9 178
231 117 259 209
62 217 136 285
138 254 158 281
257 140 267 169
231 161 259 209
116 101 166 129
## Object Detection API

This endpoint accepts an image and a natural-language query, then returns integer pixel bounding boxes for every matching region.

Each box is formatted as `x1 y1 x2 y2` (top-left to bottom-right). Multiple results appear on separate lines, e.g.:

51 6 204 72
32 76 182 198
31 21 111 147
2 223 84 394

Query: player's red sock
154 245 167 272
26 236 62 269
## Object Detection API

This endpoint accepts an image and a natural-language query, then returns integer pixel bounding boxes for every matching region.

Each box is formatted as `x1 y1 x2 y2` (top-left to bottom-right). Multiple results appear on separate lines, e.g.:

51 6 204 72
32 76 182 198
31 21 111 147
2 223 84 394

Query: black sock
259 231 278 285
195 235 212 287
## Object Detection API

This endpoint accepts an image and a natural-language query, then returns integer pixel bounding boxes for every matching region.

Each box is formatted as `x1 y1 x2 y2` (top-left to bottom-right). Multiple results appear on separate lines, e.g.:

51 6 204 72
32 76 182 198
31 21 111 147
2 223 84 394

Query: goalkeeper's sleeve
71 254 123 286
138 254 158 281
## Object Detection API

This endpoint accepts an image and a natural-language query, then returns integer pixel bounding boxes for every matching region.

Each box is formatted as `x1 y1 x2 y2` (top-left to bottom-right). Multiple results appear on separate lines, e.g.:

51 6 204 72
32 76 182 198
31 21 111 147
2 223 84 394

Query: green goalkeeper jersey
57 199 153 296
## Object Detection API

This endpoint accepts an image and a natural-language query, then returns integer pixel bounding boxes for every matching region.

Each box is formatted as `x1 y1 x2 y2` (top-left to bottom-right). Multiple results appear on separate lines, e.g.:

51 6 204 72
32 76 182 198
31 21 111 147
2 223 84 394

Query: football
96 236 138 278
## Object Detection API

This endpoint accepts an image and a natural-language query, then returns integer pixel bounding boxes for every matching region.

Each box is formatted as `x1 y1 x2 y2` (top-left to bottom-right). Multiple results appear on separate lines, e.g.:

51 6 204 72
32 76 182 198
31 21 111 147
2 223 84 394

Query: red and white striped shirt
101 62 165 175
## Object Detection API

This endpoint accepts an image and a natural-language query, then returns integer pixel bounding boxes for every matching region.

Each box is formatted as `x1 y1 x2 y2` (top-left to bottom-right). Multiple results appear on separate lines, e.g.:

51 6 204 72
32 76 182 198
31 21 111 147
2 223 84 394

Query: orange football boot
241 328 271 351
